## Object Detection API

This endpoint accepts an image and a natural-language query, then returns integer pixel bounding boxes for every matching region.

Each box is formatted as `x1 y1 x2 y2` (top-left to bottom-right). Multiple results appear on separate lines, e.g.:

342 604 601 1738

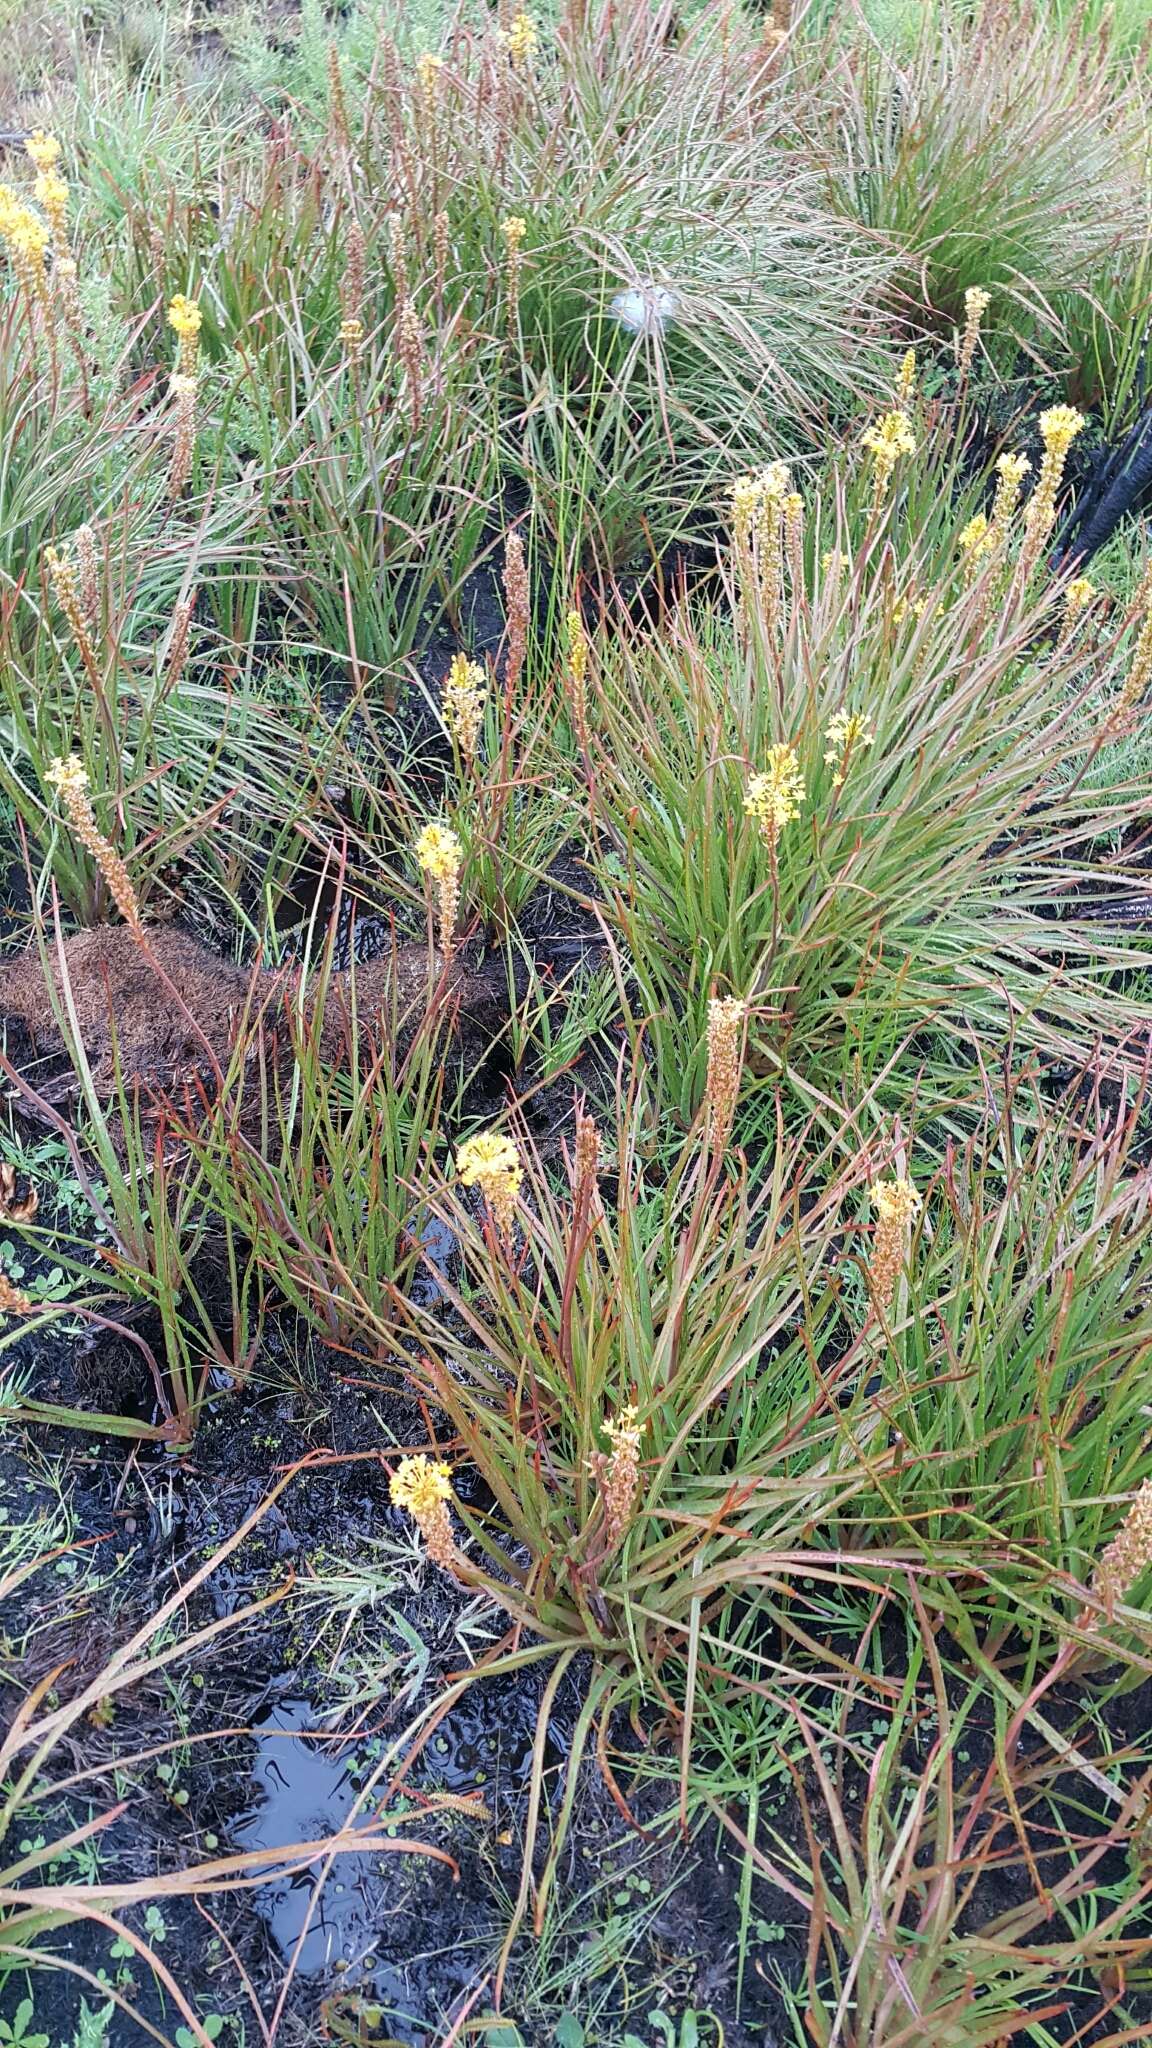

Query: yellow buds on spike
589 1403 643 1551
990 452 1031 544
503 11 540 65
1021 407 1086 576
895 347 916 405
958 286 991 374
456 1129 522 1238
167 294 202 378
25 131 60 172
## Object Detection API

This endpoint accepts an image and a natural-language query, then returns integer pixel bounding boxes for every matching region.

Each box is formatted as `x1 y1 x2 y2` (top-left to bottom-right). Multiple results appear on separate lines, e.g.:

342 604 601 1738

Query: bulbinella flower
861 409 916 505
1082 1479 1152 1621
456 1129 522 1238
957 286 990 374
745 746 805 853
415 820 463 955
46 756 143 935
390 1455 458 1571
824 709 874 787
705 996 747 1141
442 653 487 760
589 1402 643 1551
167 293 202 379
503 11 540 65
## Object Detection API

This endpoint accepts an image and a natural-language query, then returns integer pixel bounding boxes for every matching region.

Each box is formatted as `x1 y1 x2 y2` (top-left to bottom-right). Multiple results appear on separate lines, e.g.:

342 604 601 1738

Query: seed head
590 1403 643 1552
867 1177 921 1315
705 996 747 1141
1086 1480 1152 1620
46 757 144 934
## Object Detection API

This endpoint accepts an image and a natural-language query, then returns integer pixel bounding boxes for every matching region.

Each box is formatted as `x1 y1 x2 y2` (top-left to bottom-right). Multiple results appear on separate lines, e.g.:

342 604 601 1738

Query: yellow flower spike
389 1455 458 1571
500 215 528 326
416 50 444 103
895 347 916 405
590 1403 643 1551
1021 406 1086 575
958 286 991 374
46 757 143 935
565 608 589 738
958 511 995 586
338 315 364 354
24 131 60 173
415 820 463 956
861 409 916 506
503 11 540 65
442 653 487 761
167 294 202 379
823 709 875 787
990 452 1031 545
34 170 68 242
745 745 805 854
456 1129 523 1238
1058 575 1096 651
868 1177 921 1315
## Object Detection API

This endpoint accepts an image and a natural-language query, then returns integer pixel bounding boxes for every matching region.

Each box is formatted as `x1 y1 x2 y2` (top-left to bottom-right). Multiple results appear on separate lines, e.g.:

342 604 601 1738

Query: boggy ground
2 1280 1151 2046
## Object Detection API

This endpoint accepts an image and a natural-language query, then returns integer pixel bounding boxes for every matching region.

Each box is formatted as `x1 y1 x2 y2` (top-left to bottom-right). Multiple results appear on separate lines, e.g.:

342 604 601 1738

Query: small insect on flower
867 1177 921 1315
861 409 916 505
442 653 487 760
415 821 463 956
745 746 805 853
456 1129 523 1239
390 1455 458 1571
823 710 874 788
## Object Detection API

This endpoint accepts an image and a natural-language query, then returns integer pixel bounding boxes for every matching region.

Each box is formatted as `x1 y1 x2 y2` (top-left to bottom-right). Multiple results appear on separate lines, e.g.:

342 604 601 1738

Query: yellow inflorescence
415 821 463 955
895 347 916 405
591 1402 643 1551
504 11 540 64
167 293 202 378
24 131 60 172
442 653 487 760
861 409 916 504
824 709 874 787
390 1455 457 1570
958 286 990 374
990 452 1031 545
456 1129 523 1237
1020 406 1085 574
745 745 805 853
46 756 143 934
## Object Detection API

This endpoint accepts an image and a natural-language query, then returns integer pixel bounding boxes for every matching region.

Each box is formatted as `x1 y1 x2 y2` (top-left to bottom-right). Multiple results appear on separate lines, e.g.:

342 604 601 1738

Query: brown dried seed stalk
168 375 198 500
705 997 746 1142
45 545 97 671
503 530 529 692
1084 1480 1152 1620
867 1178 920 1315
591 1404 642 1551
